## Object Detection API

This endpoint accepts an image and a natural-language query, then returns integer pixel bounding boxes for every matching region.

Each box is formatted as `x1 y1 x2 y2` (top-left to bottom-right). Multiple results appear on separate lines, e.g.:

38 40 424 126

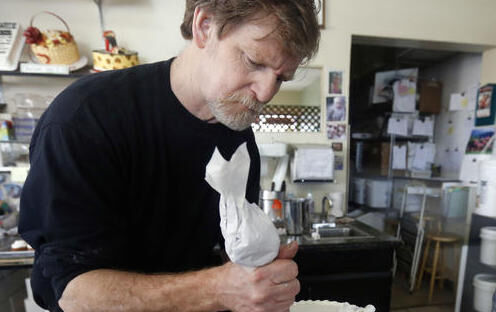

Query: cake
290 301 376 312
10 239 28 251
92 30 139 71
92 47 139 71
24 15 80 65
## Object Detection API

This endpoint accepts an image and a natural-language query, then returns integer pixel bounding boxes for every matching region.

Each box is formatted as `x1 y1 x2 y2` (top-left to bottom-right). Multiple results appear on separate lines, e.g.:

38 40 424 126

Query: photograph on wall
332 142 343 152
326 123 347 140
372 68 418 104
328 70 343 95
476 85 493 118
465 127 495 154
326 96 346 121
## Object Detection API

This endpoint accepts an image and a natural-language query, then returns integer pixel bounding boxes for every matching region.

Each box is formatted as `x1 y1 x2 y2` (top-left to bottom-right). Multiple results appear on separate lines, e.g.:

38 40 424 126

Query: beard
207 93 264 131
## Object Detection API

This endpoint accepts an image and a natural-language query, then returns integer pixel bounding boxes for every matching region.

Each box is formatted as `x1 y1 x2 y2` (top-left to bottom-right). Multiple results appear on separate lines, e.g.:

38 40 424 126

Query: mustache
221 93 264 113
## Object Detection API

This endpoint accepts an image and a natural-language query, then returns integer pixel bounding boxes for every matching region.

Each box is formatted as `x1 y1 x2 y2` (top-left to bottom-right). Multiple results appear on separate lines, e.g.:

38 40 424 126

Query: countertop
0 235 34 268
0 221 399 269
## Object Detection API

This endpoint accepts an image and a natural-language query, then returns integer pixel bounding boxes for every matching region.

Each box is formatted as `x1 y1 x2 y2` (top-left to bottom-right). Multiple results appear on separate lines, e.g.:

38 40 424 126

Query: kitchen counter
0 236 34 269
288 221 400 312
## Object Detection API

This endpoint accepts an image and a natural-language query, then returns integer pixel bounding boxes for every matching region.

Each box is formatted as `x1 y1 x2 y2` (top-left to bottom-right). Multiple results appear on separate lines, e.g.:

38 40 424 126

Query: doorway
348 36 483 311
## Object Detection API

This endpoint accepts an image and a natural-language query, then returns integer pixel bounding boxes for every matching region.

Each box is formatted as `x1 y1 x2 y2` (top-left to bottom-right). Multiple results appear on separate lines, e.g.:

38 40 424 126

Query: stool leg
439 243 444 291
429 241 441 303
417 238 431 290
453 241 460 297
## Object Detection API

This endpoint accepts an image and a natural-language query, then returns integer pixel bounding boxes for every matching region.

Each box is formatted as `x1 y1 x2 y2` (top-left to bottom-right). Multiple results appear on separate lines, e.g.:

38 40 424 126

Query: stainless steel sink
303 224 374 241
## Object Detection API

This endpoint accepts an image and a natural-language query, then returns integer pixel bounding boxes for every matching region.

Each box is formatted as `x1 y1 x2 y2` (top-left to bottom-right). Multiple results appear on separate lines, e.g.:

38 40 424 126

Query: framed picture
315 0 325 28
326 96 346 121
326 123 346 140
328 70 343 95
475 84 496 126
332 142 343 152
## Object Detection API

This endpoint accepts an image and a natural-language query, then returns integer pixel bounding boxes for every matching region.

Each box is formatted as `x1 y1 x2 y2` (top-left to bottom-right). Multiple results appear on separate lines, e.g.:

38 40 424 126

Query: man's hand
216 241 300 312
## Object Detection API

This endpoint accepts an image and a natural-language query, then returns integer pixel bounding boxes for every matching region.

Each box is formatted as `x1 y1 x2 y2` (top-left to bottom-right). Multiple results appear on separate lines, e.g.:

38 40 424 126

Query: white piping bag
205 142 280 268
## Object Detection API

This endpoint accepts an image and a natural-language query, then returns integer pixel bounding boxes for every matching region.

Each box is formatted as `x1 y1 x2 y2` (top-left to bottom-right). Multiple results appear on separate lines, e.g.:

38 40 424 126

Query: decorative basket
24 11 80 65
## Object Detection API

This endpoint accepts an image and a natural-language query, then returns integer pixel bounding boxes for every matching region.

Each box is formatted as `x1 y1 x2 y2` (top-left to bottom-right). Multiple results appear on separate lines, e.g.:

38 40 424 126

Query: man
19 1 320 311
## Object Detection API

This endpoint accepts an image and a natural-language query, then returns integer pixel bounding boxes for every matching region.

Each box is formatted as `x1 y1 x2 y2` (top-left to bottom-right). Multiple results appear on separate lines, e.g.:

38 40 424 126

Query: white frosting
290 300 376 312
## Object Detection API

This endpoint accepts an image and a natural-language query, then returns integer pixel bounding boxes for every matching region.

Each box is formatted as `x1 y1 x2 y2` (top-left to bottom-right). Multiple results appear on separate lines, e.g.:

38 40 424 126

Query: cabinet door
297 271 392 312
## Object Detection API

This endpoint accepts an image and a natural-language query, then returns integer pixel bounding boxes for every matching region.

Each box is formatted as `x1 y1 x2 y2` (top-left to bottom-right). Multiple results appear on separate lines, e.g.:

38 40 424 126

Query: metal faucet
320 196 329 222
320 196 336 223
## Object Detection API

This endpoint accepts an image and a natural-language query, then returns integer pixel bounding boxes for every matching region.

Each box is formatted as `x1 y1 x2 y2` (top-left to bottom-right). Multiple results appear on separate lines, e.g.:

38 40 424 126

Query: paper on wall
412 143 436 171
392 145 407 170
393 79 416 112
292 148 334 181
205 143 280 268
412 117 434 137
387 117 408 136
449 93 464 111
459 154 491 183
445 147 464 176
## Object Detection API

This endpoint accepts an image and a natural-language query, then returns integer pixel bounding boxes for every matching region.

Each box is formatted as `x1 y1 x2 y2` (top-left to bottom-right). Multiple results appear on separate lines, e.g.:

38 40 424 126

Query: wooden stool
416 233 460 303
411 213 442 234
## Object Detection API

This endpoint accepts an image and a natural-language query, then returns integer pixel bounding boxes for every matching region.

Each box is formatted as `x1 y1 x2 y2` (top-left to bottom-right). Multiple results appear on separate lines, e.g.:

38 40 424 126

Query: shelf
352 136 430 143
0 140 30 144
354 173 460 183
293 179 335 183
391 176 461 182
0 65 93 78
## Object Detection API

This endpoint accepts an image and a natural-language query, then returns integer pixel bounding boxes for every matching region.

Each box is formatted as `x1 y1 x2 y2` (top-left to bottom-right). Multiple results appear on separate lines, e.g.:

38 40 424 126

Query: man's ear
192 6 214 49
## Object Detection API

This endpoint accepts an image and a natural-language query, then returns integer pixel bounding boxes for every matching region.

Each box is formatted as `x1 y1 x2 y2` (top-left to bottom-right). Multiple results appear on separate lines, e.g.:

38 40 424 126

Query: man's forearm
59 243 300 312
59 267 224 312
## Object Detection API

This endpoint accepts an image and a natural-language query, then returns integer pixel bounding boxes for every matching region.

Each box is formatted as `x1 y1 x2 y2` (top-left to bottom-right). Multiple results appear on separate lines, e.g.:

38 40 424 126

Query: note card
412 117 434 137
387 117 408 136
392 145 407 170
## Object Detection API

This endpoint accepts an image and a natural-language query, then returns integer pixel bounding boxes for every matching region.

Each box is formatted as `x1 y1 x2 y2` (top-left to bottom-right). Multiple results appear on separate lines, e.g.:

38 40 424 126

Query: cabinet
295 243 396 311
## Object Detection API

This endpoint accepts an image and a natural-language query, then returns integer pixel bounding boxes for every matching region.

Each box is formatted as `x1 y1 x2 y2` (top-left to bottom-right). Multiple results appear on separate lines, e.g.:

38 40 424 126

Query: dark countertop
281 221 400 251
0 221 400 269
0 235 34 268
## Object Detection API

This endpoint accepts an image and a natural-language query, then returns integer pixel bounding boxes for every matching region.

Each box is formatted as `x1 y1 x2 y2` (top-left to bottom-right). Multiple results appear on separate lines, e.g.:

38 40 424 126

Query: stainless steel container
284 198 310 235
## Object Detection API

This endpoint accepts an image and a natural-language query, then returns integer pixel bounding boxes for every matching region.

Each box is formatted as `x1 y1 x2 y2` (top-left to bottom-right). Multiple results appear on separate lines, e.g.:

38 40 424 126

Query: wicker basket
26 11 80 65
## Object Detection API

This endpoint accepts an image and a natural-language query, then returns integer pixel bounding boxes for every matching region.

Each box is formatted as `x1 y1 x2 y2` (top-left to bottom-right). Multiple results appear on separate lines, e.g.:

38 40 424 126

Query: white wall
422 54 482 179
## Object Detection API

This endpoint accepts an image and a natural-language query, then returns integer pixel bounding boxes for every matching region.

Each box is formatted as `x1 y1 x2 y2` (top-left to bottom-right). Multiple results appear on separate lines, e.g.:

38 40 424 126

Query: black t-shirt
18 59 260 311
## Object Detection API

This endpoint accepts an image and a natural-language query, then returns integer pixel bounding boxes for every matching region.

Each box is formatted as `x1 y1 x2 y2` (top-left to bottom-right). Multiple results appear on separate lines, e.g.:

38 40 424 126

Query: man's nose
252 72 281 104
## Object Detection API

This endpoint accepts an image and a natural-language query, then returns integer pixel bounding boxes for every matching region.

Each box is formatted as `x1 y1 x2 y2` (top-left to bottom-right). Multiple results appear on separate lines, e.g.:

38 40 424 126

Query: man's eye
246 56 262 69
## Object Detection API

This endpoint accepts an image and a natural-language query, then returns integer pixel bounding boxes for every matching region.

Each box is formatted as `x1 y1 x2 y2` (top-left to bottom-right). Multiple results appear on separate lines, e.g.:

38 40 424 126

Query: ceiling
351 44 461 81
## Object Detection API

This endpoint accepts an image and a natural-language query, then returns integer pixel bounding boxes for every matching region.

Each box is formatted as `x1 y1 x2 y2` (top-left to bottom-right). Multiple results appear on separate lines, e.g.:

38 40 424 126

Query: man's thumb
277 241 298 259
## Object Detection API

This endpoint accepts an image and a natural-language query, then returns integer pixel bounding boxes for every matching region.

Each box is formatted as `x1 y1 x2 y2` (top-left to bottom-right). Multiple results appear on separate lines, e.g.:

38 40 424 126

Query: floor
0 269 29 312
390 271 455 312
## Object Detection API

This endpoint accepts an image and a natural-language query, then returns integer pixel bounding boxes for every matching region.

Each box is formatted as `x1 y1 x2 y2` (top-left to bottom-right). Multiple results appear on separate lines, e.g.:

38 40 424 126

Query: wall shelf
0 65 93 78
